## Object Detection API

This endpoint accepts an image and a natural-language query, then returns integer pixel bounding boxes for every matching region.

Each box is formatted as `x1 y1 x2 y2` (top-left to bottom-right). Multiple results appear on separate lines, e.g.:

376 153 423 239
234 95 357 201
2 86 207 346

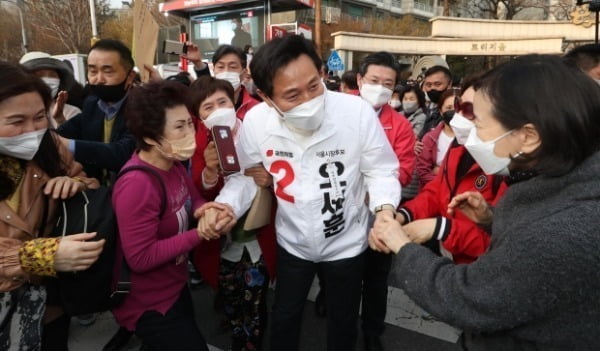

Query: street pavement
69 276 462 351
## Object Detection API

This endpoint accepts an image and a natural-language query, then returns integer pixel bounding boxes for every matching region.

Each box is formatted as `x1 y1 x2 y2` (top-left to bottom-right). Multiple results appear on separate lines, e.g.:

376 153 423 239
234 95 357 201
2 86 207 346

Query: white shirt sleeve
215 172 257 218
358 102 402 212
214 117 261 218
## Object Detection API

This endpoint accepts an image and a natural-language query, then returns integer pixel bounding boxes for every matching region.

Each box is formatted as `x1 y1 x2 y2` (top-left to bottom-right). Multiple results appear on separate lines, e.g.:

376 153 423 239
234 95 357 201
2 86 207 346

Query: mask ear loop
266 97 286 119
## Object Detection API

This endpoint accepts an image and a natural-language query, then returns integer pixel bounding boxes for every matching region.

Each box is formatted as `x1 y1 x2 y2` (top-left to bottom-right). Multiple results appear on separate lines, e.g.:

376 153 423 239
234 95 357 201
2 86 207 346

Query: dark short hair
393 84 404 95
341 70 358 90
459 72 484 94
399 85 426 110
250 35 322 98
1 62 51 111
212 45 246 69
89 39 134 72
564 43 600 72
125 81 190 151
165 72 192 87
358 51 400 85
189 76 235 116
438 89 456 110
424 65 452 83
474 54 600 177
0 62 65 199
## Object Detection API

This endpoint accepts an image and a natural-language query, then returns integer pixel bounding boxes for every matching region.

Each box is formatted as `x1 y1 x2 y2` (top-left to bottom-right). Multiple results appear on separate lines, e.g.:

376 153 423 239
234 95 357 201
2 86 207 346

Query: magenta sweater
111 153 206 331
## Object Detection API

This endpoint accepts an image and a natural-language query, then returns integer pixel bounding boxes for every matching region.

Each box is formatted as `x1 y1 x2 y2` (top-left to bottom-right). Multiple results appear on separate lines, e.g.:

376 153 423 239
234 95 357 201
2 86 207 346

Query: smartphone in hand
211 126 241 175
163 40 187 55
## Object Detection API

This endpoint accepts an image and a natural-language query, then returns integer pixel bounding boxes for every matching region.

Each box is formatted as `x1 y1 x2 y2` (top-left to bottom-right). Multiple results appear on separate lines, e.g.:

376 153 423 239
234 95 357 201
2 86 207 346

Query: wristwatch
374 204 397 219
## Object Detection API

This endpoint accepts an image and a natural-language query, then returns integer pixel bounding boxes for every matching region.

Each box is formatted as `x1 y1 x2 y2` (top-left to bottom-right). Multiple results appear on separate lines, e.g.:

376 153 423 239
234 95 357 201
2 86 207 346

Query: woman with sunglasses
370 54 600 350
392 74 507 264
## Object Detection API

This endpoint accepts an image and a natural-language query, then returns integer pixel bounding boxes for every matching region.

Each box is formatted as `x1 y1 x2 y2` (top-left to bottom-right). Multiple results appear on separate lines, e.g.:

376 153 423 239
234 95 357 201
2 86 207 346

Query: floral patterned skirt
0 285 46 351
219 250 269 351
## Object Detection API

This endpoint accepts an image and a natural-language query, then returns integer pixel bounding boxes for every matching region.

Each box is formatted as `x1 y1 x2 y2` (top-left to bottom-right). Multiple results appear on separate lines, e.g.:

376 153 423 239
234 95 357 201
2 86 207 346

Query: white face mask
203 107 237 131
402 101 418 114
449 112 475 145
215 71 241 91
272 92 326 131
0 128 47 160
41 77 60 98
389 100 401 109
464 127 514 176
360 83 393 109
595 79 600 86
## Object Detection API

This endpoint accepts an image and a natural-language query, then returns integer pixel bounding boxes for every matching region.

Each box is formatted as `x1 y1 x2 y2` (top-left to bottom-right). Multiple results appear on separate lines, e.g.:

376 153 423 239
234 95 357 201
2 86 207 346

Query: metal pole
88 0 99 45
315 0 321 53
2 0 27 53
15 4 26 53
595 11 600 44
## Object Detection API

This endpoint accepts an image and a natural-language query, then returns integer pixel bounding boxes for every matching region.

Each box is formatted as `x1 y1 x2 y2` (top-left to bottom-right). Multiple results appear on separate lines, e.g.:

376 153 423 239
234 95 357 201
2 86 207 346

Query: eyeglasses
454 96 474 120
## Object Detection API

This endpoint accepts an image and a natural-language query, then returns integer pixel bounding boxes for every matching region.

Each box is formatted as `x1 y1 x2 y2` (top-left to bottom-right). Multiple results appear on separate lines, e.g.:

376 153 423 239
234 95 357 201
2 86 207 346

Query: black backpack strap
111 165 169 301
116 165 168 217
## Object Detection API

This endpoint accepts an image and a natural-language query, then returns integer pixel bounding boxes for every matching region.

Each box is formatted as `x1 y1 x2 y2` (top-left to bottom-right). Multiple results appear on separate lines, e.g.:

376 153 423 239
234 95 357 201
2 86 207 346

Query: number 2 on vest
269 160 295 203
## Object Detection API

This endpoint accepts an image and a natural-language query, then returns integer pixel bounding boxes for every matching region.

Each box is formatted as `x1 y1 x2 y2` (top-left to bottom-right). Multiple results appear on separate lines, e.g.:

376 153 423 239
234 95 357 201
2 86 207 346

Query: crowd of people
1 34 600 351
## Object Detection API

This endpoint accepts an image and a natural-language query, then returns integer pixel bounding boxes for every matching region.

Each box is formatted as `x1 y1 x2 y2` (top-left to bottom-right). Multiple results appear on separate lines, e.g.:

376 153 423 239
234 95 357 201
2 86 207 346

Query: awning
159 0 313 13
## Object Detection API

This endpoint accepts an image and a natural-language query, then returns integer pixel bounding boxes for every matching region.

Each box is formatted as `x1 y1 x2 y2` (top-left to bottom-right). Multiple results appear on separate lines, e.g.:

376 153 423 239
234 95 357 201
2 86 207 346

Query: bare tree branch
22 0 112 53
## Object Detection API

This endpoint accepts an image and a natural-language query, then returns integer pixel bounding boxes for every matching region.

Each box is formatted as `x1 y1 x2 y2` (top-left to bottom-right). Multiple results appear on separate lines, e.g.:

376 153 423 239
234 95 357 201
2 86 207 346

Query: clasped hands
194 202 238 240
369 191 493 254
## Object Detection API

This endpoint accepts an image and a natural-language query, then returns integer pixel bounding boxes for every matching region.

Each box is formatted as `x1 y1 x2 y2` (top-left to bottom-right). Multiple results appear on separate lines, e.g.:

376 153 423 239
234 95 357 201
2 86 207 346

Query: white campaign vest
217 90 400 262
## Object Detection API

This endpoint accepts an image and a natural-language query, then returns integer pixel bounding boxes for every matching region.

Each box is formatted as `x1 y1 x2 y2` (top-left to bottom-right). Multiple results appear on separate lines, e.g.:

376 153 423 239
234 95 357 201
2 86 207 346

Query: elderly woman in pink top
111 81 236 350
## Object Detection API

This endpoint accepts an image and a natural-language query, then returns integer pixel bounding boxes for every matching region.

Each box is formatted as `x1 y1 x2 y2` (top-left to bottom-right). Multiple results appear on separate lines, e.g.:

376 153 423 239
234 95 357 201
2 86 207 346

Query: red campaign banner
268 26 288 40
296 0 314 7
159 0 314 12
297 23 312 39
159 0 239 12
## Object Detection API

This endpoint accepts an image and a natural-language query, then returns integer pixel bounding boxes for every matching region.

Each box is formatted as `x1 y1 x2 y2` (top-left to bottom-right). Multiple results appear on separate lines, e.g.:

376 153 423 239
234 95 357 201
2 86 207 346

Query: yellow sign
571 4 597 28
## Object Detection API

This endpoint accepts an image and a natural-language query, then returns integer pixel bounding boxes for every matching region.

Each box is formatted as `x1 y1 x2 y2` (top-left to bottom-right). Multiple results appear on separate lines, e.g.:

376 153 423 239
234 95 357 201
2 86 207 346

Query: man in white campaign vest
209 35 401 351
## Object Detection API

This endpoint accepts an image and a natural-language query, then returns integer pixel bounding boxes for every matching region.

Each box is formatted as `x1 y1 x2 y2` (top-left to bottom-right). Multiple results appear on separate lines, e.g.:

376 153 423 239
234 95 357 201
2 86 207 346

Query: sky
109 0 124 8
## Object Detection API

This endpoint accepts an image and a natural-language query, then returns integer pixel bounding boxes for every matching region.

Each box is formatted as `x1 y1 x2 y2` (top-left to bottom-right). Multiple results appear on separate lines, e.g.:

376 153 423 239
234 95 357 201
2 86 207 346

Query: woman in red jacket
396 76 507 264
416 89 456 189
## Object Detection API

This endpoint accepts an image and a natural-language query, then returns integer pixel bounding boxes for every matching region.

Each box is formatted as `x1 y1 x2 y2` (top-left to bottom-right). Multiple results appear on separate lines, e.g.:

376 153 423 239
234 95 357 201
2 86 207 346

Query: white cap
19 51 52 64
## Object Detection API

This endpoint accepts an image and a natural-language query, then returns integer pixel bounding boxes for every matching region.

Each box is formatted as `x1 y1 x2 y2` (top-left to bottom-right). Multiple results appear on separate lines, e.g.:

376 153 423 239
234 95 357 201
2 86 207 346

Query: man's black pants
270 246 365 351
361 247 392 338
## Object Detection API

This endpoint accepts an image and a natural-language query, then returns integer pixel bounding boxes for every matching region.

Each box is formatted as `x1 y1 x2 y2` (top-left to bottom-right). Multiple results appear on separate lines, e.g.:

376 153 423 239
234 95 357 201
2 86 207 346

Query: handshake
368 191 493 255
193 202 238 240
368 213 411 255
